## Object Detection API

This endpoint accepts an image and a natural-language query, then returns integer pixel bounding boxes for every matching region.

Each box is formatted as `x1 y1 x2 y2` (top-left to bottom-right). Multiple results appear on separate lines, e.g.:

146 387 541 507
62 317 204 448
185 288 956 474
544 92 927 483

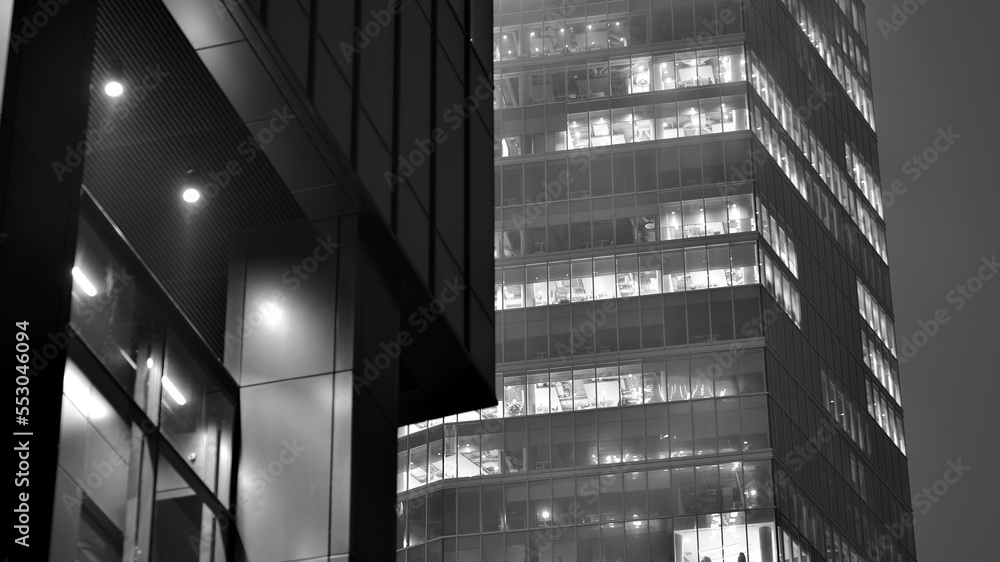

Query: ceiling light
181 169 201 203
104 60 124 97
119 348 137 370
146 357 154 369
71 266 98 297
162 375 187 405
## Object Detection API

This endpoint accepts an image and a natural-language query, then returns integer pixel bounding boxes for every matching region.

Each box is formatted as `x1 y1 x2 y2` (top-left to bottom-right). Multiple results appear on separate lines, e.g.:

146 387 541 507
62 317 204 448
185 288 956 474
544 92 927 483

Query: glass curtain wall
50 194 239 562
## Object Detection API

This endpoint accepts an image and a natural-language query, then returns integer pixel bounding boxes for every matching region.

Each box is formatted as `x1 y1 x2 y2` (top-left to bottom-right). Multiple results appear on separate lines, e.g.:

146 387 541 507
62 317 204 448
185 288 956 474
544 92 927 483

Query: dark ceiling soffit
160 0 494 405
160 0 360 219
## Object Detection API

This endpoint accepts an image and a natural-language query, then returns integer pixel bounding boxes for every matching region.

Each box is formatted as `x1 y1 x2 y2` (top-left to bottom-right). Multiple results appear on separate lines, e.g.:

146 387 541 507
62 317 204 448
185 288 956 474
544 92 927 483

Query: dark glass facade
396 0 915 561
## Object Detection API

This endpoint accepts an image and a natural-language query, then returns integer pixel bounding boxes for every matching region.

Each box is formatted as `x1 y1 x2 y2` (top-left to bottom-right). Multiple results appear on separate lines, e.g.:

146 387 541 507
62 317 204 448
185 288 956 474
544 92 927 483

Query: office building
394 0 915 561
2 0 494 560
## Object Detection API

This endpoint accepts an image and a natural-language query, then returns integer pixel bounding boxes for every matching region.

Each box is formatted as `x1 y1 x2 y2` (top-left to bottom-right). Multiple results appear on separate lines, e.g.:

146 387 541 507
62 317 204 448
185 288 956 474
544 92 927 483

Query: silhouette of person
738 553 747 562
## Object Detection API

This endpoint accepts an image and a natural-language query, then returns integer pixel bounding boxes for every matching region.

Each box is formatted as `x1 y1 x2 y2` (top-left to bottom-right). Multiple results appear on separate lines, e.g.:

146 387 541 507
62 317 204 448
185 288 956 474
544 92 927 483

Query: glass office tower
396 0 915 561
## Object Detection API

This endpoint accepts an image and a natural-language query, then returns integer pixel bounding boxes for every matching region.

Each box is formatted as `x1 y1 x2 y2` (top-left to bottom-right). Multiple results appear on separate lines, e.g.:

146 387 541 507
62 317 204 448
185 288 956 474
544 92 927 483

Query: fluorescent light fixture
118 348 136 370
161 375 187 405
71 266 98 297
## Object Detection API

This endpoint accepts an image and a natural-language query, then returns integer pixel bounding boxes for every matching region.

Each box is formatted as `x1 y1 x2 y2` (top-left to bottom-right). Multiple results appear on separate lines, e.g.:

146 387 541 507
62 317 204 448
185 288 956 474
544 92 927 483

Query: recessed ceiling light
104 60 124 97
104 81 123 97
181 169 201 203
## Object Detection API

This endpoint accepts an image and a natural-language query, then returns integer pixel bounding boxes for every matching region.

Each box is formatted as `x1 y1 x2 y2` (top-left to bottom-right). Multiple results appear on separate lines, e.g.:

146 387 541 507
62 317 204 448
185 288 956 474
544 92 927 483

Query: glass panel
548 262 571 304
504 375 527 417
481 485 504 533
717 398 742 454
701 97 723 135
528 479 551 528
652 54 675 90
655 101 678 139
571 259 594 302
611 107 634 144
682 200 706 238
457 487 479 534
622 409 645 463
594 256 618 300
151 454 225 562
551 371 573 413
574 414 597 471
503 267 525 309
590 109 612 147
568 111 589 149
662 249 686 292
71 218 163 417
708 244 732 288
616 255 639 298
669 402 693 458
660 201 683 241
685 247 709 290
619 363 644 406
722 94 749 131
639 253 661 295
525 264 548 307
645 404 669 461
692 401 718 456
506 482 528 530
690 353 715 399
671 466 696 515
589 62 610 97
573 368 597 410
633 103 655 142
160 331 234 501
53 360 148 562
596 366 620 408
647 469 671 518
643 360 666 404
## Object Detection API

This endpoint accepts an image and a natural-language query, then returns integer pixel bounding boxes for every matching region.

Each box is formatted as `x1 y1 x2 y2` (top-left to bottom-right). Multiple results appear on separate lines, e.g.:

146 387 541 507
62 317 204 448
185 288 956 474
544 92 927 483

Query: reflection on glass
573 368 597 410
53 360 145 562
161 331 234 502
151 455 226 562
71 218 164 418
596 367 620 408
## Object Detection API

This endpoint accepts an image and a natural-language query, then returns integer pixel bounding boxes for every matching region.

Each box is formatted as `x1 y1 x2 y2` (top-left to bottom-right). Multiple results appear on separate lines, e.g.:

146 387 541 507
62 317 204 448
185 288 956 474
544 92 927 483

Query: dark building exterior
2 0 494 560
394 0 915 561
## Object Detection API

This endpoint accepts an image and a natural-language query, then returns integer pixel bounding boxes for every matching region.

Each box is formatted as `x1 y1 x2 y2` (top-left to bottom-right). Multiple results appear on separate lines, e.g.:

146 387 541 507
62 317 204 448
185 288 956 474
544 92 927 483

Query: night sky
864 0 1000 558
